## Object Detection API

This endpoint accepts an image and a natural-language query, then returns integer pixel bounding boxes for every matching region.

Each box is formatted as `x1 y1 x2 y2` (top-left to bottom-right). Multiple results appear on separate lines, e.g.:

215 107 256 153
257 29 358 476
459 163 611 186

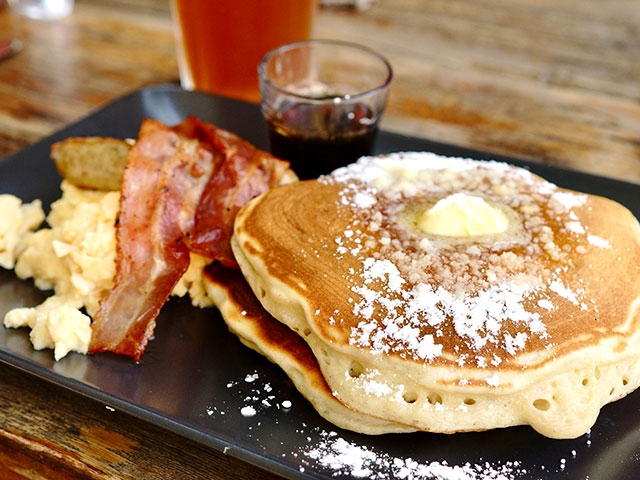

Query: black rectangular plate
1 84 639 479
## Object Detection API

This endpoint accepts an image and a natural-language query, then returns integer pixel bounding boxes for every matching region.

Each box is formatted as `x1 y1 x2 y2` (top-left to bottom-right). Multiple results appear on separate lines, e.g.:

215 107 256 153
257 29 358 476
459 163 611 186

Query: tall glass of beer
171 0 316 104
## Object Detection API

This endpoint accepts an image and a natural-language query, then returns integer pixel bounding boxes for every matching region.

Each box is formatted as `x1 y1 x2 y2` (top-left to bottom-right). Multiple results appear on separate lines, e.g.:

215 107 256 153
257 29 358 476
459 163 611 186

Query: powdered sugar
550 191 587 210
204 370 597 478
321 153 608 366
241 405 257 417
564 221 585 235
548 280 583 307
587 234 611 249
299 429 528 479
220 370 293 420
344 369 398 398
350 279 547 360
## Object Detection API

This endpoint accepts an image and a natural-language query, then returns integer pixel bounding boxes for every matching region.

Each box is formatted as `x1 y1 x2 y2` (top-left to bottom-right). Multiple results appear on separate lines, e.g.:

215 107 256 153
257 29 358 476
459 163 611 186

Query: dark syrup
266 101 377 180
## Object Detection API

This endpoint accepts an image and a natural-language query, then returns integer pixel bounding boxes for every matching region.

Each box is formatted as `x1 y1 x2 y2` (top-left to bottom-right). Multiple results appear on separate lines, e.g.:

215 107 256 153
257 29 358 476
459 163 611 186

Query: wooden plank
0 362 284 479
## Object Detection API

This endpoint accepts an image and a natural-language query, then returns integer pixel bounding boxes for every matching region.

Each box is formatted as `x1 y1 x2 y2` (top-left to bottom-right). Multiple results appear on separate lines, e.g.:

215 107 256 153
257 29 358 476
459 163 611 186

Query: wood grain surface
1 0 639 184
0 362 284 479
0 0 639 478
315 0 640 184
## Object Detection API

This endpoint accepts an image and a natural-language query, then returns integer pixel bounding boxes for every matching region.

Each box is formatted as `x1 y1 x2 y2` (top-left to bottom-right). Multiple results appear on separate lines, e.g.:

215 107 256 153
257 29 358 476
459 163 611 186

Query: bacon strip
89 116 292 360
177 117 292 268
89 119 217 360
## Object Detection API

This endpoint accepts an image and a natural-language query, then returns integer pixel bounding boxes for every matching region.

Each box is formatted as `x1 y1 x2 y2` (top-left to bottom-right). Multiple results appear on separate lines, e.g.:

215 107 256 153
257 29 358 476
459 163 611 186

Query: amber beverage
171 0 315 104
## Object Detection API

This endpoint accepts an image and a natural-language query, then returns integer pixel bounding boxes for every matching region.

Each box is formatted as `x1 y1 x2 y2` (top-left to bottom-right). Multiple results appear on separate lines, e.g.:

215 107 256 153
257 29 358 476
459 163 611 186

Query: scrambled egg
0 194 45 269
2 181 213 360
4 295 92 361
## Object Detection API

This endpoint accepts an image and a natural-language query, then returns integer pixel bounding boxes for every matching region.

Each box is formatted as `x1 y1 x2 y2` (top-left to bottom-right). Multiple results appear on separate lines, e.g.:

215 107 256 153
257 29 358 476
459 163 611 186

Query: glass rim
258 39 393 103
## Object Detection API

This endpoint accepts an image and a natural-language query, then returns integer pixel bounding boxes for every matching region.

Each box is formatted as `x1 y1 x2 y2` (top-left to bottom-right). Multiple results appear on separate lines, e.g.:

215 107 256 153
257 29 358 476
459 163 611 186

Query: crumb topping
320 153 604 369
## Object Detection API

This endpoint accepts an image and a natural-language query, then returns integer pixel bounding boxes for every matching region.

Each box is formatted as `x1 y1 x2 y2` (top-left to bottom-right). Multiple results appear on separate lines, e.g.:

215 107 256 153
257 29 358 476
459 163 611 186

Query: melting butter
417 193 509 237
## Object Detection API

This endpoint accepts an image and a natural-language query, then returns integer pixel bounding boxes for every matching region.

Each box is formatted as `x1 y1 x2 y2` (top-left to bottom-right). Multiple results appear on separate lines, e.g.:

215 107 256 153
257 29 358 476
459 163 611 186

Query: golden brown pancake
202 262 415 434
231 152 640 439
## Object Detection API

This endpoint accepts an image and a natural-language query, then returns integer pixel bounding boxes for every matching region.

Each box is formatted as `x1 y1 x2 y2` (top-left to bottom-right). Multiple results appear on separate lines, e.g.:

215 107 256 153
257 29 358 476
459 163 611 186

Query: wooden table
2 0 639 185
0 0 639 478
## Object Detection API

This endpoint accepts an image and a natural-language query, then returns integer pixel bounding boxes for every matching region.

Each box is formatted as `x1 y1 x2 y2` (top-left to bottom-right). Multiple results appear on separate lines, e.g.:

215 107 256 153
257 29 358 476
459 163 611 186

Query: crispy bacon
89 119 217 360
89 116 292 360
179 118 291 268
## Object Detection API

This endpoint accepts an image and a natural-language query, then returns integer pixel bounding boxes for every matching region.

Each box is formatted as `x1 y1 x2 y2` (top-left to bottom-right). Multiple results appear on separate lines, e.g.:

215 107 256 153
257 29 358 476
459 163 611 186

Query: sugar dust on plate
220 370 294 418
241 405 257 417
296 429 530 480
211 370 589 479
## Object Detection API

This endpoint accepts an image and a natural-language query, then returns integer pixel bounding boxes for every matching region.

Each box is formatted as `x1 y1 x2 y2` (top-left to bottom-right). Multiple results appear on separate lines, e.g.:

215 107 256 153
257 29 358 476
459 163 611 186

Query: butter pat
417 193 509 237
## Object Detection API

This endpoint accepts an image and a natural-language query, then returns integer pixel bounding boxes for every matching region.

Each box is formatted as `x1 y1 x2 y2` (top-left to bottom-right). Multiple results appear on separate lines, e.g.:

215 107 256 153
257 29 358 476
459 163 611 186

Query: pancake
231 152 640 439
202 262 415 434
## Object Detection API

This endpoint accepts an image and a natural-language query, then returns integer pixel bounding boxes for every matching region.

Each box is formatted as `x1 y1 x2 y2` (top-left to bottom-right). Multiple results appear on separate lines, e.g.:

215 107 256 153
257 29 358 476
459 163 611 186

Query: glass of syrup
259 40 392 180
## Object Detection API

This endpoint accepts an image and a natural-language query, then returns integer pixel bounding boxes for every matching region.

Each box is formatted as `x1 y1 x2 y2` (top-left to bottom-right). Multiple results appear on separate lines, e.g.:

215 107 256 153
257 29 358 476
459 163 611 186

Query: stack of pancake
204 152 640 439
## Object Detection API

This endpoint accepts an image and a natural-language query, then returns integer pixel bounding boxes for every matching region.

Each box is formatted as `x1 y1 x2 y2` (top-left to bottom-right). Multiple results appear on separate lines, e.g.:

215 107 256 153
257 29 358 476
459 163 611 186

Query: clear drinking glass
259 39 392 179
171 0 316 104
